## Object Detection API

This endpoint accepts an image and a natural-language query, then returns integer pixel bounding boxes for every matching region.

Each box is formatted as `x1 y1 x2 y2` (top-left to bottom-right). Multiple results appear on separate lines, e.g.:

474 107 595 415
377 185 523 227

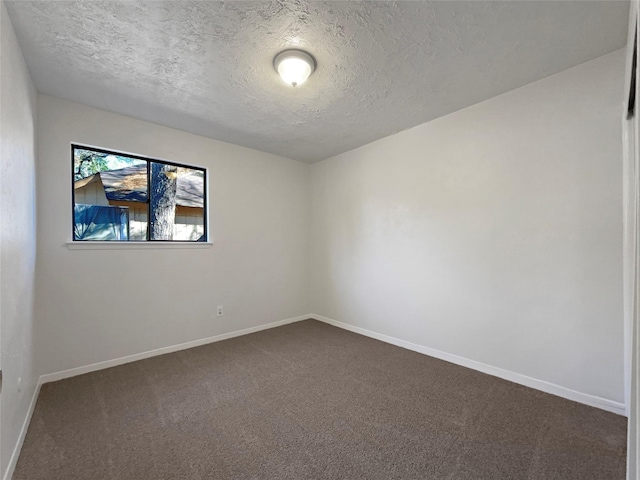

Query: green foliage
74 151 109 181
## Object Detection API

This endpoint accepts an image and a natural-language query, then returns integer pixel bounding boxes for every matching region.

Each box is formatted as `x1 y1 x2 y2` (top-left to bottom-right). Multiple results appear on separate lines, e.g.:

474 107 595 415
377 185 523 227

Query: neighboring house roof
75 164 204 208
99 165 148 203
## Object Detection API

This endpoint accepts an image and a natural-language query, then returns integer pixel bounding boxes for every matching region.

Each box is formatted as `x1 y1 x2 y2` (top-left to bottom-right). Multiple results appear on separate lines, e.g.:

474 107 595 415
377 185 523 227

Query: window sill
66 241 213 250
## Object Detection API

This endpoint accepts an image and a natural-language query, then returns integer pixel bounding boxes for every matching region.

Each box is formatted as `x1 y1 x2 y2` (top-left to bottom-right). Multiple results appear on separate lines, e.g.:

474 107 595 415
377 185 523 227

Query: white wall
35 95 310 375
0 1 38 477
311 49 626 405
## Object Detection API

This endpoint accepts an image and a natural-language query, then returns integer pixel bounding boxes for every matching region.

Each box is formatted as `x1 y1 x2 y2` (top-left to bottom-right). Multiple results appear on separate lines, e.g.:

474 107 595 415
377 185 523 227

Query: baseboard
39 314 310 384
2 383 41 480
311 314 626 416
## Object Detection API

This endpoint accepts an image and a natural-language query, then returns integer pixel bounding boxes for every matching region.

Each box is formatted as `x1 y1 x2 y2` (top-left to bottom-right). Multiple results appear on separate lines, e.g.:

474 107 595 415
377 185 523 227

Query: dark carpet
14 320 627 479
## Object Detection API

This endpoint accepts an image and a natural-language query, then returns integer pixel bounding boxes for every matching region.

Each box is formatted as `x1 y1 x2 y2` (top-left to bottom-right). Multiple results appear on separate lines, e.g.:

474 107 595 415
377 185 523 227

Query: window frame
71 143 208 243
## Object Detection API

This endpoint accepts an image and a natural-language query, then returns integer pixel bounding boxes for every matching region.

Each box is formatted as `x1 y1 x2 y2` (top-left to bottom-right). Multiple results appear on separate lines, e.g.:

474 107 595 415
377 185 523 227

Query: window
72 145 207 242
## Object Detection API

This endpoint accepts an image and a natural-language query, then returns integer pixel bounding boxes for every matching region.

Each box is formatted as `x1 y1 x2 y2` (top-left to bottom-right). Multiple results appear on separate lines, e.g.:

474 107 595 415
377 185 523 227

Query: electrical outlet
217 306 223 317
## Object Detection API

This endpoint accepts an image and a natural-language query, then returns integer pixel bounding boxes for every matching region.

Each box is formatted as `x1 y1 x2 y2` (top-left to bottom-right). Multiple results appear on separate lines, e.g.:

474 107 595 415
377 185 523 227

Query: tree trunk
150 163 177 240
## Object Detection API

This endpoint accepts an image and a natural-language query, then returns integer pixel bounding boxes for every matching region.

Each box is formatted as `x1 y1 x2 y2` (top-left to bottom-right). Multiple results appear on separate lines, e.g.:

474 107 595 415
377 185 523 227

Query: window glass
72 146 206 242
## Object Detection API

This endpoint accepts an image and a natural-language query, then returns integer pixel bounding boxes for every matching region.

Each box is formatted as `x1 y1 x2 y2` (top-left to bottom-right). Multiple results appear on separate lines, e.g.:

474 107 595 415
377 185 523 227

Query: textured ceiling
5 1 630 163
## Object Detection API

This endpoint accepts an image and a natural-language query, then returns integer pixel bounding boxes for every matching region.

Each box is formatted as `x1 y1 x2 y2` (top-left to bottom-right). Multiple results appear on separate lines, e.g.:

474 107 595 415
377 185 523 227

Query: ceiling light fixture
274 49 316 87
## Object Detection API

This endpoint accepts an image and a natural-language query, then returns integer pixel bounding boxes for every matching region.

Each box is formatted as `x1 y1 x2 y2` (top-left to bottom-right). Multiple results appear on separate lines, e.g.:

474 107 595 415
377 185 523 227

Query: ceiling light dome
274 49 316 87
